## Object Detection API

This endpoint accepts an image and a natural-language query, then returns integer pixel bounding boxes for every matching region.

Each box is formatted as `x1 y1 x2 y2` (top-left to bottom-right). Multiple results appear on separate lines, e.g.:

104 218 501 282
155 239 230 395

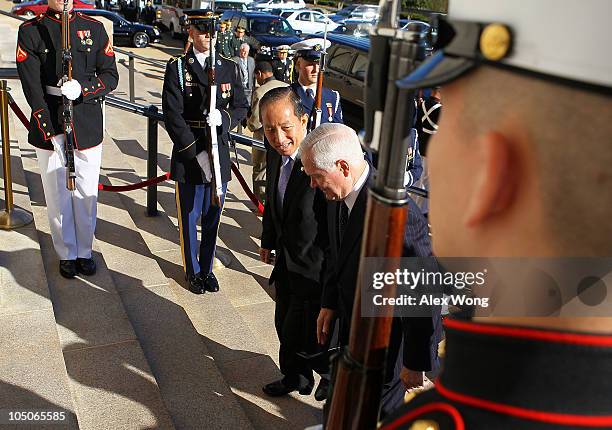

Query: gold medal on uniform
86 38 93 45
185 72 192 82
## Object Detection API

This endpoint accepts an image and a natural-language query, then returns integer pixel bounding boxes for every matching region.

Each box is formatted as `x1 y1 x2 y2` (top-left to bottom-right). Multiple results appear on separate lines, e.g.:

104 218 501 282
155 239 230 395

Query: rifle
308 24 328 132
61 0 76 191
324 0 427 427
206 7 223 207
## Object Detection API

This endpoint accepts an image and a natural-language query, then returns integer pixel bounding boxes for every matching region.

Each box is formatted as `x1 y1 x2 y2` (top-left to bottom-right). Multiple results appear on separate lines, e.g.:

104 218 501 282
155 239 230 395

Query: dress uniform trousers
36 135 102 261
175 180 227 277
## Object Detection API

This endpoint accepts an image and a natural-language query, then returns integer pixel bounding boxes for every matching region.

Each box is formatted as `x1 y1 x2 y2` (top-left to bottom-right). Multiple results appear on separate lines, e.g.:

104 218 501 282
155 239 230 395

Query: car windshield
336 5 357 16
252 18 295 35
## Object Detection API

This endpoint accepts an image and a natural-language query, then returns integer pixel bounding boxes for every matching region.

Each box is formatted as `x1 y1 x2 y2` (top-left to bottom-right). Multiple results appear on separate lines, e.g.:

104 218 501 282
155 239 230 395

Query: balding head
301 123 367 201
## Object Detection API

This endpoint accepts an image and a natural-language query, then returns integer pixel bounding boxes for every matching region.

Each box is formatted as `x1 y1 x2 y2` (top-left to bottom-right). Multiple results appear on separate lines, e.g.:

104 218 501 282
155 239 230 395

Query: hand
196 151 212 181
316 308 335 345
51 134 66 166
206 108 223 127
259 247 274 264
400 367 424 391
60 79 82 101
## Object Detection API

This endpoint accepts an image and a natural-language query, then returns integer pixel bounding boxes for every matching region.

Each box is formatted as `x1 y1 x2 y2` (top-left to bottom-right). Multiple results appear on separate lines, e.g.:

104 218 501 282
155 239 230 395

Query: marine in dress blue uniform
380 0 612 428
162 10 248 294
290 38 343 129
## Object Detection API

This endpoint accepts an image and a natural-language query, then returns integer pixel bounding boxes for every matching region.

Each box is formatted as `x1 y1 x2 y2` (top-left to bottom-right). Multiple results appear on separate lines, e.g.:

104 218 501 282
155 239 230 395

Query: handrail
114 47 166 69
104 95 267 151
0 10 26 22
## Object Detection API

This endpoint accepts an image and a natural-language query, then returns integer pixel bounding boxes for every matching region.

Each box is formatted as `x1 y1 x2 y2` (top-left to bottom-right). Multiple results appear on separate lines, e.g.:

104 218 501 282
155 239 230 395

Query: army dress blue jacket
162 49 249 184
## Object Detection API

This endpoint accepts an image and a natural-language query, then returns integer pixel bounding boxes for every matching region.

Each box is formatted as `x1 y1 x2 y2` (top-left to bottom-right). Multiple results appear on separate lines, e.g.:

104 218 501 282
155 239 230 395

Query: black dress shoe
59 260 77 279
314 378 330 401
202 272 219 293
76 257 96 276
187 273 206 294
262 377 313 397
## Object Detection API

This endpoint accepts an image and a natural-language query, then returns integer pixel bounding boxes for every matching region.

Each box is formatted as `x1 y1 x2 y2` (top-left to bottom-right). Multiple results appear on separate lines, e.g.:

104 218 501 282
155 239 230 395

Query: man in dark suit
233 42 255 103
300 123 442 416
162 10 248 294
258 86 330 398
290 39 343 129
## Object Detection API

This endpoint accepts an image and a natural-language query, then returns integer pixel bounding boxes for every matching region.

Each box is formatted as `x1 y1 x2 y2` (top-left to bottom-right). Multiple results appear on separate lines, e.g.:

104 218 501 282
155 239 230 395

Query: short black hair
255 61 274 74
259 86 304 120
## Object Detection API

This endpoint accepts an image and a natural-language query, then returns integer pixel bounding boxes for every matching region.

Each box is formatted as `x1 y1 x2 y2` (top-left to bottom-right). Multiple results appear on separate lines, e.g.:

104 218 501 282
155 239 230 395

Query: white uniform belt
46 86 62 97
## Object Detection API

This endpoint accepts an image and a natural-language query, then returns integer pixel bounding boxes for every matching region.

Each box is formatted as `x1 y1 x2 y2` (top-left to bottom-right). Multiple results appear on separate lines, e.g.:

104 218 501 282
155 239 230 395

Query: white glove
51 134 67 166
206 109 223 128
196 151 212 182
61 79 82 101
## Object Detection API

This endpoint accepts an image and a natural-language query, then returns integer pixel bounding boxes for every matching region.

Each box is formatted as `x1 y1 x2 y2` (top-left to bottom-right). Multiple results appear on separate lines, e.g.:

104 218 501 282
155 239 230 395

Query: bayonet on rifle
61 0 76 191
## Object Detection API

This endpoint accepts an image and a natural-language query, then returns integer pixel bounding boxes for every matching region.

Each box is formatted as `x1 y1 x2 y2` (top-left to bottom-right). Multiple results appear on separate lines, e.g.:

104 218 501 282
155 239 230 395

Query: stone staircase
0 7 323 429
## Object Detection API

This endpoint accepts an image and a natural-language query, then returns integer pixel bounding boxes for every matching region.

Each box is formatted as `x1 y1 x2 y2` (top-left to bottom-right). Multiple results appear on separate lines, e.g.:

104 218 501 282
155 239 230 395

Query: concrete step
97 134 255 430
100 109 323 428
1 118 79 429
9 91 175 429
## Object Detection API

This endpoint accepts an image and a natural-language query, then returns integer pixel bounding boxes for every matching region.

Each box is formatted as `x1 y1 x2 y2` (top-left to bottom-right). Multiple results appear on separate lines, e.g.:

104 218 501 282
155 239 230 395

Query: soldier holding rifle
17 0 118 278
290 38 343 130
374 0 612 429
162 9 248 294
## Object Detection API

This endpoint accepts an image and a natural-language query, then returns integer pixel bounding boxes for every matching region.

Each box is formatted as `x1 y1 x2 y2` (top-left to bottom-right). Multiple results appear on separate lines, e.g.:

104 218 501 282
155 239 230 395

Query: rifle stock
325 0 426 427
61 0 76 191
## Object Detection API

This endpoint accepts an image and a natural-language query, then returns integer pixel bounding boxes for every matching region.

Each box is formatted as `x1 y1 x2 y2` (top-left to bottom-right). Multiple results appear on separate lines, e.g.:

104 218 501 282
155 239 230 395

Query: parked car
12 0 95 18
280 10 340 34
328 4 378 24
280 9 338 35
221 10 302 51
321 31 431 130
249 0 305 12
215 0 248 12
76 8 161 47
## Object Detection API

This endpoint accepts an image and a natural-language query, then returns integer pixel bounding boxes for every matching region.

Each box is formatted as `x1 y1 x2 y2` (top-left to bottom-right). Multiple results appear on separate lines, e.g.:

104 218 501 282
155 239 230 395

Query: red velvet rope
231 162 264 215
9 98 265 215
98 172 171 191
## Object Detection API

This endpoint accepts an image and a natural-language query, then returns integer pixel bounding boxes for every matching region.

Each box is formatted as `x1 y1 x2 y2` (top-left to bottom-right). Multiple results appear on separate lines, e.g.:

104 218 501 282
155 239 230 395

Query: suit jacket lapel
338 184 368 267
281 158 306 220
268 151 283 224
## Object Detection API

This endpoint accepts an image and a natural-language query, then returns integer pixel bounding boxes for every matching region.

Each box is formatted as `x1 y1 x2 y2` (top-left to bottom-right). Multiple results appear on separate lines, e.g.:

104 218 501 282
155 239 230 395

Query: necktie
338 201 349 244
277 157 293 209
306 88 314 99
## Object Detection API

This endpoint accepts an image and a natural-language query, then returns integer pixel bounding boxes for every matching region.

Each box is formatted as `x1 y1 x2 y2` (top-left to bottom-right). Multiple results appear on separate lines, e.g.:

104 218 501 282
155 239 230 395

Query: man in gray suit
234 43 255 104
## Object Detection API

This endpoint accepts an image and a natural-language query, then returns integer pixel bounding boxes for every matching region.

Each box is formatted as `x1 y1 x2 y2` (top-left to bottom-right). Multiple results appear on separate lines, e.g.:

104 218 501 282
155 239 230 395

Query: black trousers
274 267 328 383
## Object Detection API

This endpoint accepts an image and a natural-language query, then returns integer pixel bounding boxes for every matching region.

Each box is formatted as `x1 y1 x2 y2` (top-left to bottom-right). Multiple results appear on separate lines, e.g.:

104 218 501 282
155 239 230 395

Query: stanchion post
146 105 158 217
129 53 135 103
0 80 33 229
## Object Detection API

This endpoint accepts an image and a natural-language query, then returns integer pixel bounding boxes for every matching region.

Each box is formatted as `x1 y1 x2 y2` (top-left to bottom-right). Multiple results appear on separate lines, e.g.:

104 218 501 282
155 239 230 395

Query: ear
464 132 517 227
300 113 309 128
336 160 350 178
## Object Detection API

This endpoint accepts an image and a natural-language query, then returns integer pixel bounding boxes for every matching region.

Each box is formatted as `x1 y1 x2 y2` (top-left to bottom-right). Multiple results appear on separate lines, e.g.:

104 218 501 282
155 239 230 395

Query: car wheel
132 31 150 48
23 10 35 18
